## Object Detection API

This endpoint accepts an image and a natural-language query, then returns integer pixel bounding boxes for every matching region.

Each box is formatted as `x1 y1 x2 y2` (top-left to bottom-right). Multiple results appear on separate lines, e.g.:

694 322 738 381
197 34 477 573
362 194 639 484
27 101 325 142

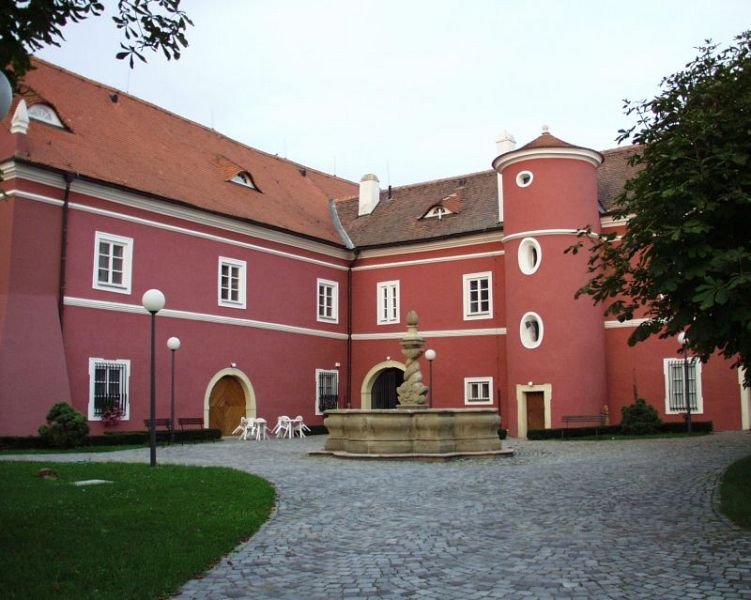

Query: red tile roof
1 61 639 250
518 129 578 150
597 145 642 211
336 171 500 249
1 59 358 244
336 144 639 247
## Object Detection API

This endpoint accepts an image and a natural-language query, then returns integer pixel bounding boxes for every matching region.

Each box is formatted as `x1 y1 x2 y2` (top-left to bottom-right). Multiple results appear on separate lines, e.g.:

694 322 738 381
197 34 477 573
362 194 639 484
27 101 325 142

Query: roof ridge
387 168 495 192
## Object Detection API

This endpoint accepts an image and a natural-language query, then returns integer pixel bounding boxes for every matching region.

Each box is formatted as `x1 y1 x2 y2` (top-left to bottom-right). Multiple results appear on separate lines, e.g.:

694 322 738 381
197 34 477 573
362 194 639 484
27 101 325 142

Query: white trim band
64 296 348 340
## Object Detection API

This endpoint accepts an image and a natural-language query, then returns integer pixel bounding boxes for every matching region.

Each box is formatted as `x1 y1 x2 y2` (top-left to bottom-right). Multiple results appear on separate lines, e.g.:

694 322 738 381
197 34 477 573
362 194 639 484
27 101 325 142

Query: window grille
666 358 699 412
317 370 339 413
93 361 128 417
465 377 493 405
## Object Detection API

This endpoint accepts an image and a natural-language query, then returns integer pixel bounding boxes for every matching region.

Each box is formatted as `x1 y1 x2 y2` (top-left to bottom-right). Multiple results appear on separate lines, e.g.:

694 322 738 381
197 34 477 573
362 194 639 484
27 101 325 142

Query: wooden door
526 391 545 431
209 376 246 435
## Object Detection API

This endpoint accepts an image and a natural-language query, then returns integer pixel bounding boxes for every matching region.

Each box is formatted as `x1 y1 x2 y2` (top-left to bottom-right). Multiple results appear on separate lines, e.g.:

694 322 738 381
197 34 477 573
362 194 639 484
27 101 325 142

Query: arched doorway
207 371 255 435
360 361 405 409
372 368 404 409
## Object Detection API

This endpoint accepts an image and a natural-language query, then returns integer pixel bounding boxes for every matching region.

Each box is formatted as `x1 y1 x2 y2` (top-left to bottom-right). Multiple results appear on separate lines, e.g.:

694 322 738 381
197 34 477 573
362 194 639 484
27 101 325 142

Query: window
518 237 542 275
423 206 453 219
88 358 130 421
317 279 339 323
93 232 133 294
463 272 492 320
377 281 400 324
516 170 534 187
664 358 703 414
230 171 257 190
28 103 64 128
520 312 544 349
218 257 246 308
465 377 493 405
316 369 339 415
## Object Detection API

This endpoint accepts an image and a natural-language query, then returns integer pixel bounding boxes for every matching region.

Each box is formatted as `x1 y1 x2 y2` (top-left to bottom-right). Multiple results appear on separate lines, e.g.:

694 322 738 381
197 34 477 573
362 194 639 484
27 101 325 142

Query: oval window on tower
518 237 542 275
516 170 534 188
520 312 544 349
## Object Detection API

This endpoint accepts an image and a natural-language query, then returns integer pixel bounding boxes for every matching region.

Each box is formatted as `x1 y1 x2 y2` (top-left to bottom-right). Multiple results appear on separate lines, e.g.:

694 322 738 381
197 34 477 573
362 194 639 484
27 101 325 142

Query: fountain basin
313 409 513 460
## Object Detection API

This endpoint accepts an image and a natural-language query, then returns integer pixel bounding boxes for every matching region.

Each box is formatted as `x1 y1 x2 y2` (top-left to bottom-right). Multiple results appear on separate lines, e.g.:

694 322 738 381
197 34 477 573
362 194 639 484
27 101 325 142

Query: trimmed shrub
38 403 89 449
660 420 713 434
620 398 661 435
528 425 620 440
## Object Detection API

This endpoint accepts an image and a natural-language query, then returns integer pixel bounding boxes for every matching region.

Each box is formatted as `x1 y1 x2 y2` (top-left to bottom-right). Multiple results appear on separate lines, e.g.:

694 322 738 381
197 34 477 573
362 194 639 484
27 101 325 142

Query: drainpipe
58 172 74 328
346 249 360 408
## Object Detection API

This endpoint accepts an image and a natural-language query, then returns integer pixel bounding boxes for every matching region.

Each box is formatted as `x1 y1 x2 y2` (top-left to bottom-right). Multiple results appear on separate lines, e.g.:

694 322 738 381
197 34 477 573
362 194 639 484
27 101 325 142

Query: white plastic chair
232 417 250 440
253 418 268 441
292 415 310 438
273 415 292 439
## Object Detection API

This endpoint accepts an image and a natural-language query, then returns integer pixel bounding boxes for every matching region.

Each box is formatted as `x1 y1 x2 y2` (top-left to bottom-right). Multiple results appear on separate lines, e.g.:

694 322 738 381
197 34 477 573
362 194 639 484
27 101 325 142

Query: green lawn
720 454 751 531
0 462 275 599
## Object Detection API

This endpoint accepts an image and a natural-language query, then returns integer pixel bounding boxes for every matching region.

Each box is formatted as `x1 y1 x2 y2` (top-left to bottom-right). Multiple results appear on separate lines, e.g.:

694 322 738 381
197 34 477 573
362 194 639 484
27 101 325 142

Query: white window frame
317 278 339 323
520 311 544 349
377 280 400 324
463 272 493 320
516 170 534 188
664 358 704 414
464 377 493 406
518 237 542 275
93 232 133 294
28 103 64 128
88 358 131 421
315 369 339 415
218 257 247 309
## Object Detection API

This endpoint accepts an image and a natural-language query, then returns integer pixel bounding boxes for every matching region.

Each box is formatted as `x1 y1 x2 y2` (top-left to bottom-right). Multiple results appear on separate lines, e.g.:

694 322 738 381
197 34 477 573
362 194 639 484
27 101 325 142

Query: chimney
494 131 515 224
496 130 516 156
358 173 380 216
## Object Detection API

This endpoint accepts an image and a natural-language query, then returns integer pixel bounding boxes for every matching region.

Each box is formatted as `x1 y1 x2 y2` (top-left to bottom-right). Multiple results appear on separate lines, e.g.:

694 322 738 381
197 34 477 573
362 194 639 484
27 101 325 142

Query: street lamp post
167 337 181 444
142 289 166 466
677 332 692 434
425 349 436 408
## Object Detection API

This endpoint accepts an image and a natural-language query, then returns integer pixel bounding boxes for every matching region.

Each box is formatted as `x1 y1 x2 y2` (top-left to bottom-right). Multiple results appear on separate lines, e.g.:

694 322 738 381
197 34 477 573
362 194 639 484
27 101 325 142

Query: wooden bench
177 417 213 444
144 418 172 431
561 415 607 437
178 417 204 431
144 418 172 444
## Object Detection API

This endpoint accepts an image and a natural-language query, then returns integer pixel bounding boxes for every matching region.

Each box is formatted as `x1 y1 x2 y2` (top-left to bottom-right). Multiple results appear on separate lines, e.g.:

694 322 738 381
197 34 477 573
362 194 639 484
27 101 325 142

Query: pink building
1 60 748 437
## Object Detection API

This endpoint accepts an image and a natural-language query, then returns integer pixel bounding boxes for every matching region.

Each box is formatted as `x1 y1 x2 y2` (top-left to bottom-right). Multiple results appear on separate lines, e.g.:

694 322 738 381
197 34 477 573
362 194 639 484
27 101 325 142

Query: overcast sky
36 0 751 187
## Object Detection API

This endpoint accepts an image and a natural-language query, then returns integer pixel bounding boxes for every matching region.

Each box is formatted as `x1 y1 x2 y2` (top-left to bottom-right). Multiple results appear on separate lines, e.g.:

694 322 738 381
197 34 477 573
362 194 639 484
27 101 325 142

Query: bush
620 398 661 435
38 403 89 449
660 420 713 434
528 425 621 440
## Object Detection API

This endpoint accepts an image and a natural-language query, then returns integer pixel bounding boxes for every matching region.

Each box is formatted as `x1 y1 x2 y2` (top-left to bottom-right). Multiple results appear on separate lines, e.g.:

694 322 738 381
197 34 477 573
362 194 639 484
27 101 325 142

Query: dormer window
423 206 453 219
230 171 257 190
28 103 64 128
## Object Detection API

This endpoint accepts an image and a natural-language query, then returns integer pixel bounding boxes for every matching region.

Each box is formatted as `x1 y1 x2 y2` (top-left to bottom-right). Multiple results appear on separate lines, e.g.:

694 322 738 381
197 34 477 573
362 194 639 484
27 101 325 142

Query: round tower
492 127 607 437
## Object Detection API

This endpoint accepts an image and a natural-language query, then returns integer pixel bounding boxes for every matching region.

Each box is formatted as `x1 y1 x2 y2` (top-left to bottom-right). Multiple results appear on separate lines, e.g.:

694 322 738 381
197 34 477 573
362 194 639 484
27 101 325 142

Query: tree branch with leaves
568 30 751 383
0 0 192 90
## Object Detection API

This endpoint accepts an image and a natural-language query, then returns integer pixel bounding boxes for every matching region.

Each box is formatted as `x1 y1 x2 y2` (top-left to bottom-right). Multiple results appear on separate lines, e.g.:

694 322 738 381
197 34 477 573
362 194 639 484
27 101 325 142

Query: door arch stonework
204 368 256 435
360 360 405 410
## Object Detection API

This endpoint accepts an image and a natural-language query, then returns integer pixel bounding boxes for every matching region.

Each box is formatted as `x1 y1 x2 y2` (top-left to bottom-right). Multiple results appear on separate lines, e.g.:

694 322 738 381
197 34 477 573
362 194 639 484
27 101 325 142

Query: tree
568 30 751 382
1 0 192 90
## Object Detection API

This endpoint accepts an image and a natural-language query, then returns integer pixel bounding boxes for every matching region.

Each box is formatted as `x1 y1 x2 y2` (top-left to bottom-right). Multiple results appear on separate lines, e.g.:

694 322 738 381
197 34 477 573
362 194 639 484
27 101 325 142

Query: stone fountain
316 311 512 459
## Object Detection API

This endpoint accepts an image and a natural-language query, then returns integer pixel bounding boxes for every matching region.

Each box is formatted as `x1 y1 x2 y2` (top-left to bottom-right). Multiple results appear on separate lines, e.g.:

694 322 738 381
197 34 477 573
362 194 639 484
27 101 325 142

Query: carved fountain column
396 310 429 408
